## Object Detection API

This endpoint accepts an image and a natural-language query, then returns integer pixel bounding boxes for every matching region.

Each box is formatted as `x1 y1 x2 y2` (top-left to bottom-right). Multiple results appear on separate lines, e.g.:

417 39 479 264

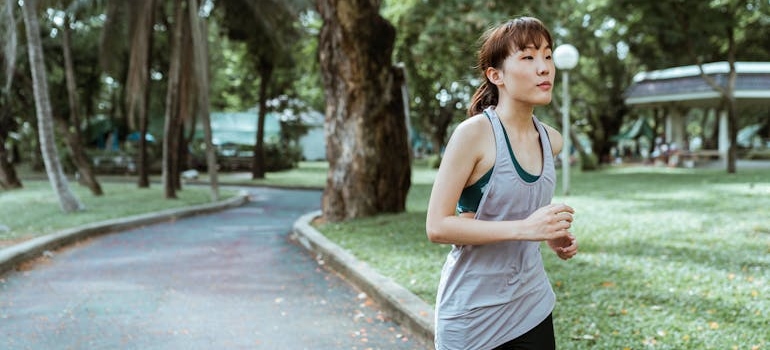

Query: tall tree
0 0 23 189
317 0 411 221
218 0 307 179
162 0 185 199
124 0 157 187
546 1 634 167
1 0 15 91
188 0 219 201
20 0 83 212
59 13 103 195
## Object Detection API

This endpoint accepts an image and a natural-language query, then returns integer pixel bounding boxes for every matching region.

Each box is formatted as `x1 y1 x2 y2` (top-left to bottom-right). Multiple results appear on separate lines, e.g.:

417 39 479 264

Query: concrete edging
0 192 250 276
291 210 436 347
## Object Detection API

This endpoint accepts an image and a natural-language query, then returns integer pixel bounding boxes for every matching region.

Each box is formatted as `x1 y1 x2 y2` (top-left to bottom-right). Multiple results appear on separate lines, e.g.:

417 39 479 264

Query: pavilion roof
624 62 770 108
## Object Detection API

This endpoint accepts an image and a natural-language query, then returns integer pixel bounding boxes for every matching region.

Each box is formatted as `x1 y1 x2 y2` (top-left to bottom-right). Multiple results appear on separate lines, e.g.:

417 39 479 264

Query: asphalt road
0 187 429 350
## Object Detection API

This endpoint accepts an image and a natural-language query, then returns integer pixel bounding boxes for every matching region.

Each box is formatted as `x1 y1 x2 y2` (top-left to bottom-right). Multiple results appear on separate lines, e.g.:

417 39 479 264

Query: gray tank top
434 106 557 350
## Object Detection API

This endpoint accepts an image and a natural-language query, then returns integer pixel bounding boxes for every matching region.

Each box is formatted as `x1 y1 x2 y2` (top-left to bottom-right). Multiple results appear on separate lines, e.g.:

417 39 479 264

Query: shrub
264 142 302 171
579 151 599 171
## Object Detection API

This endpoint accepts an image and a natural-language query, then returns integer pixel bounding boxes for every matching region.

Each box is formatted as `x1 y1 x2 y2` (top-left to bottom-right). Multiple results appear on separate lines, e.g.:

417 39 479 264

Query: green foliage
208 31 261 111
263 141 302 171
215 140 302 172
579 151 599 171
744 148 770 160
4 0 769 186
215 0 313 103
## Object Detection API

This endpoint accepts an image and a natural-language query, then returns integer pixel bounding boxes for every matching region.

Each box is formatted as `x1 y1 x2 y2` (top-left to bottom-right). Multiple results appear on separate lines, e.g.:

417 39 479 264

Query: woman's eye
546 55 552 60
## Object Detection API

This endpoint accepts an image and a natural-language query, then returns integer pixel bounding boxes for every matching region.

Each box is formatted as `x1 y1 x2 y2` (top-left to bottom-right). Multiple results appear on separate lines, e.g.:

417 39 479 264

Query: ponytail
467 79 498 117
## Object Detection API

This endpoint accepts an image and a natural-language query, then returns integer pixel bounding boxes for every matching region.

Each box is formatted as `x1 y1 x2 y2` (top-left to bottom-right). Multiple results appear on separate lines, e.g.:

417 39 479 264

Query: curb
291 210 436 348
0 192 250 276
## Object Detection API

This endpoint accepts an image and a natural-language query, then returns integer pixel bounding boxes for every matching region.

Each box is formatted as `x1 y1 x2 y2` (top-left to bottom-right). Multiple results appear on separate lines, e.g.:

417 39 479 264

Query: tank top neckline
483 109 542 183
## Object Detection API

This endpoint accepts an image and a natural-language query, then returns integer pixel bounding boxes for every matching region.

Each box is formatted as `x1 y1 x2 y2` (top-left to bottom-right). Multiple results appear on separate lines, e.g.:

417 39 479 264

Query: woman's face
491 37 555 107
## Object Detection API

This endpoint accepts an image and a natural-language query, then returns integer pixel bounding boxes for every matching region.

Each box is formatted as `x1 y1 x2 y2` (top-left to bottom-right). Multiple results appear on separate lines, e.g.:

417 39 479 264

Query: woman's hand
547 233 578 260
524 203 574 241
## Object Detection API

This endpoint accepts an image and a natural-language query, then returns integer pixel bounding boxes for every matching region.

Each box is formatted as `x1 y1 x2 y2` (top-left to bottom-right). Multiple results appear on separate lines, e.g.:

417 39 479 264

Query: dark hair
467 17 554 117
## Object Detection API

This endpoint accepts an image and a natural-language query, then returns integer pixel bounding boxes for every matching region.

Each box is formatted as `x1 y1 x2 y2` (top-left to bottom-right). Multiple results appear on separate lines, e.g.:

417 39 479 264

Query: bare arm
542 123 579 260
425 118 574 246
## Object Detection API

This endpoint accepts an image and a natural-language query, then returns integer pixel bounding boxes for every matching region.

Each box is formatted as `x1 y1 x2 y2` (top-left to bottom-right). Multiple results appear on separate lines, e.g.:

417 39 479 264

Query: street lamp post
553 44 579 195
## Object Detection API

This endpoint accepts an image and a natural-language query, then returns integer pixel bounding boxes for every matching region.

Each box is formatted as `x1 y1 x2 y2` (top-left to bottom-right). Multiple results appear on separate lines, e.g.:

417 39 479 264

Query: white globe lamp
554 44 579 70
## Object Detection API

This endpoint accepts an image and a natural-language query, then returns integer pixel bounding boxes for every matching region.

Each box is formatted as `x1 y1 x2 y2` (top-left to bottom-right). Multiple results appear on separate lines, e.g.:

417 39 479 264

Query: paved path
0 187 429 349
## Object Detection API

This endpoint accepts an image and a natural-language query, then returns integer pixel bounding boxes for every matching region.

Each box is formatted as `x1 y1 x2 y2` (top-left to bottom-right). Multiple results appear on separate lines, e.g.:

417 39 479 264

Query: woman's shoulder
454 113 492 137
444 113 494 156
536 120 564 156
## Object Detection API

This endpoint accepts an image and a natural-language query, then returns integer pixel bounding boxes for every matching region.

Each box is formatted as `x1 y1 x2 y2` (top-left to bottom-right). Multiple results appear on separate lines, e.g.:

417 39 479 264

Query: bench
679 150 722 167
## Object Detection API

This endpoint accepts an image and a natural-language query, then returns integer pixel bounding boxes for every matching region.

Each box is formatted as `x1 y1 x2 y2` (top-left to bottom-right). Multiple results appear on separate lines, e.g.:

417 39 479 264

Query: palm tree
20 0 83 212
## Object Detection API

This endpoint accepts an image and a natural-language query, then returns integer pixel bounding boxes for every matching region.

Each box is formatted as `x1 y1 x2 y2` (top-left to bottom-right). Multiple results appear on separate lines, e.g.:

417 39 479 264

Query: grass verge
317 164 770 349
196 161 328 188
0 181 236 247
0 161 328 246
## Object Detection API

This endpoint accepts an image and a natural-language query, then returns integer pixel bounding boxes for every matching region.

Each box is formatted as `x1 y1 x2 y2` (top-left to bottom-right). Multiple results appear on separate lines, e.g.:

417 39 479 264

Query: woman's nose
538 61 550 76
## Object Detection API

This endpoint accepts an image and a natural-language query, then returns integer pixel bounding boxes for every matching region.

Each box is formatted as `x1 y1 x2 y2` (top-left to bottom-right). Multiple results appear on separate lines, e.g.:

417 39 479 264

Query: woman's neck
494 101 535 129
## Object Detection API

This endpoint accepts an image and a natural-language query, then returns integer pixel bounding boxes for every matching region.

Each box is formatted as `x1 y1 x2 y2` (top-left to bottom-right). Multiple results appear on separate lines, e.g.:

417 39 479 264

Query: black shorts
492 313 555 350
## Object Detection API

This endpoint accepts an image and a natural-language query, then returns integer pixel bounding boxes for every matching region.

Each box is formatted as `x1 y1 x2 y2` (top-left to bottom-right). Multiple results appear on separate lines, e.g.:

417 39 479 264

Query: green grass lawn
0 180 237 246
201 161 328 188
317 164 770 350
0 161 328 246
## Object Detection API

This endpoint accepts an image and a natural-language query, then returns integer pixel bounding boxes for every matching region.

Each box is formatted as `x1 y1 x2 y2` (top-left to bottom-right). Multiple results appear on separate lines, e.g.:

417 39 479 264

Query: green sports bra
456 115 541 213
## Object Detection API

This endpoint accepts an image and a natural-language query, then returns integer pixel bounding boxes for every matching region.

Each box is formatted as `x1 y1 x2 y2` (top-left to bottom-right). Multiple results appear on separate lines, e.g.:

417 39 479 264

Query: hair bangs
506 17 553 52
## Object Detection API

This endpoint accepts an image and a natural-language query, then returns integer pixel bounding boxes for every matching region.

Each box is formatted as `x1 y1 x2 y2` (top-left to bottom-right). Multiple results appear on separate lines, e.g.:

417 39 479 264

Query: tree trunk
1 0 21 189
162 0 185 199
427 103 455 158
137 93 151 188
317 0 411 222
725 98 738 174
21 0 83 212
125 0 157 188
54 119 104 194
188 0 218 201
61 16 103 196
251 62 272 180
0 129 22 189
175 9 197 190
724 28 738 174
0 96 22 189
188 3 219 201
2 0 17 94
